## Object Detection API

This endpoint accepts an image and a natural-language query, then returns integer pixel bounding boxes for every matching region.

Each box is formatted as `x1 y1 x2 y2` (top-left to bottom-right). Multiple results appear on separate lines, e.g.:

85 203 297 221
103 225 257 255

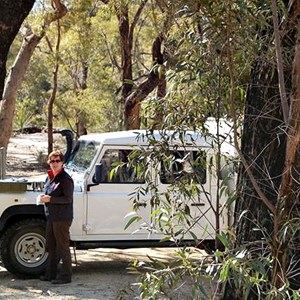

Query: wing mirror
93 163 102 184
87 164 102 190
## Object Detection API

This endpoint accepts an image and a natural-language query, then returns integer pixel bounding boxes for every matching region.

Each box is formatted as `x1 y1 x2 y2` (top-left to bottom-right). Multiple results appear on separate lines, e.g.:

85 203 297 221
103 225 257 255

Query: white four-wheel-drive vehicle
0 124 235 278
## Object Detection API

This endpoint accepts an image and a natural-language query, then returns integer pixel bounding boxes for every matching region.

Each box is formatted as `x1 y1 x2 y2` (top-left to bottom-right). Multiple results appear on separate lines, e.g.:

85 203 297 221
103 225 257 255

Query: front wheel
0 219 48 278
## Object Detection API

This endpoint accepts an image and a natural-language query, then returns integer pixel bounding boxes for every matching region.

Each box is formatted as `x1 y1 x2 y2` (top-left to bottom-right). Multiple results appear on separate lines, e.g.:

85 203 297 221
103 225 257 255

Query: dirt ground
0 247 211 300
1 133 212 300
5 132 60 178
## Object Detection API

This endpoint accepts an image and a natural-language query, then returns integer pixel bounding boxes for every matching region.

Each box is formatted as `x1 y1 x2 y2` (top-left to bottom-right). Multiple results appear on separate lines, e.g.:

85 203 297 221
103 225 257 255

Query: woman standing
39 150 74 284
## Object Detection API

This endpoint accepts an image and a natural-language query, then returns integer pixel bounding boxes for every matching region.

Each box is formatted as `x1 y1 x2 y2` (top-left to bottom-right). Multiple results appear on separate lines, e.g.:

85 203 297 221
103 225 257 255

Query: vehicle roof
78 130 212 148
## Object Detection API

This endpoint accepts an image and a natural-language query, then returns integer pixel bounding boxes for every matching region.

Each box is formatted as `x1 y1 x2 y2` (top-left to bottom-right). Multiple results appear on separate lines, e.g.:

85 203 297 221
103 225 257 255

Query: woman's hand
40 194 51 203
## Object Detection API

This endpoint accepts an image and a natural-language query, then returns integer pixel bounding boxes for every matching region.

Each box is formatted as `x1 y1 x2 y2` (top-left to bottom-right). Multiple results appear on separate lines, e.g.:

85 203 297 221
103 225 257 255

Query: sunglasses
49 159 62 164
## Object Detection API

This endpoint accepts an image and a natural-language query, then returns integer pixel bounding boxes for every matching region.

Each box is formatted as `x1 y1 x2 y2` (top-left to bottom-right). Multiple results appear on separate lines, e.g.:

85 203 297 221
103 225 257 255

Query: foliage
12 0 163 134
121 121 236 298
142 1 261 127
128 247 214 300
215 209 300 300
121 1 300 299
14 97 43 131
127 202 300 299
5 0 300 298
55 88 119 133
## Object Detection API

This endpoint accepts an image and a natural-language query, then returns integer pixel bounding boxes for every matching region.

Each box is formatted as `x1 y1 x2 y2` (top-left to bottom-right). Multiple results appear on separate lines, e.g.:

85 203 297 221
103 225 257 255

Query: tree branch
279 18 300 197
271 0 290 125
129 0 148 43
45 0 68 26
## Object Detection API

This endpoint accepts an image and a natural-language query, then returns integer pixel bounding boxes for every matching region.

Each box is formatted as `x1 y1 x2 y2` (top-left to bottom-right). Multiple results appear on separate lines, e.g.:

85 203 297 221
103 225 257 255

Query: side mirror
87 164 102 191
93 163 102 184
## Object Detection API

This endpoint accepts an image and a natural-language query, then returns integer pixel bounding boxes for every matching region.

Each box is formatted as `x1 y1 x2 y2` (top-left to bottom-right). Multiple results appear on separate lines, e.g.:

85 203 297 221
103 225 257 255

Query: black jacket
44 168 74 222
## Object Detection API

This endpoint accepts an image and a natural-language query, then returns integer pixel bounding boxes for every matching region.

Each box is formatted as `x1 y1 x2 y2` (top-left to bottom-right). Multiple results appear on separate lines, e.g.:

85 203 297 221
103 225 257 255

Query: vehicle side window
160 150 206 184
100 149 145 183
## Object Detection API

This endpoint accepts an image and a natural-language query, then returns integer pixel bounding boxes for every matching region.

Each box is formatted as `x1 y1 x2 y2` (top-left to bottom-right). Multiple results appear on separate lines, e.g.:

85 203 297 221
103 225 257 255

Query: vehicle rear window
160 150 206 184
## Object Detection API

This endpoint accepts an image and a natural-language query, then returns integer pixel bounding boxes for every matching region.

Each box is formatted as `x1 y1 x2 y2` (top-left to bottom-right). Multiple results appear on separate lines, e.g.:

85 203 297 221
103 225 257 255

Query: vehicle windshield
66 140 100 172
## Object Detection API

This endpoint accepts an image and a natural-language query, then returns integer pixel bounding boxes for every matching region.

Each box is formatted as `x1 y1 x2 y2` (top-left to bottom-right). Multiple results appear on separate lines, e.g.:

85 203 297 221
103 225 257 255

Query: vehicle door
65 139 101 239
155 147 216 241
85 146 152 239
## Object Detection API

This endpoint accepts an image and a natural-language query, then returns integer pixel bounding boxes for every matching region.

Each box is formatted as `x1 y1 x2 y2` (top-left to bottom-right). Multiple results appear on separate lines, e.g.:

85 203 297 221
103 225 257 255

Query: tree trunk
0 0 35 98
116 1 148 129
124 34 166 129
47 21 61 154
116 3 133 129
273 10 300 289
151 33 168 130
103 0 172 130
0 1 67 149
222 61 288 300
69 59 89 137
223 1 299 298
151 78 166 130
235 59 287 245
0 32 42 148
124 73 161 129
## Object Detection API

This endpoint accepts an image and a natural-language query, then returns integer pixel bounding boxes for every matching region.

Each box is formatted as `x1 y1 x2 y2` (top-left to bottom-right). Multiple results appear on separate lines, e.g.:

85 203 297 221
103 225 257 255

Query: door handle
191 203 205 207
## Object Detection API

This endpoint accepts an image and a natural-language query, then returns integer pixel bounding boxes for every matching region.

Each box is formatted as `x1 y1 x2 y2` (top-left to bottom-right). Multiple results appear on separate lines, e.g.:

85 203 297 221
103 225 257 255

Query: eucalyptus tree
160 0 300 298
51 0 177 131
122 0 300 298
121 1 254 298
99 0 197 129
43 0 121 135
0 0 67 150
222 0 300 298
0 0 35 99
16 0 198 134
0 0 35 148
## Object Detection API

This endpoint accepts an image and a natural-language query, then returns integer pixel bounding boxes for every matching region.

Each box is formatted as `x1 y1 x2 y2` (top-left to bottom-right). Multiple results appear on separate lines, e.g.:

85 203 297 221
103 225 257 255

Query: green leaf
217 232 229 248
124 215 141 230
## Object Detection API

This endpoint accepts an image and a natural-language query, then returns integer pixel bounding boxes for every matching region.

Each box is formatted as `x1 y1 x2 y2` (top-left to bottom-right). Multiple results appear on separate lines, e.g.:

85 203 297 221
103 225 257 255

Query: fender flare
0 205 45 232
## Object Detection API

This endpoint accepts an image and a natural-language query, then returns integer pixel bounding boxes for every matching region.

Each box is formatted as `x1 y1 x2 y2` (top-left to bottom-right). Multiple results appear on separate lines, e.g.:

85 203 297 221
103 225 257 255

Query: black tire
0 219 48 278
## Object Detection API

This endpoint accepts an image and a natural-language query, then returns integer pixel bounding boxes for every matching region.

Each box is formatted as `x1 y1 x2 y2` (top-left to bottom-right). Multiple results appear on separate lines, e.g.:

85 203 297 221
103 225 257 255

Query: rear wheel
0 219 48 278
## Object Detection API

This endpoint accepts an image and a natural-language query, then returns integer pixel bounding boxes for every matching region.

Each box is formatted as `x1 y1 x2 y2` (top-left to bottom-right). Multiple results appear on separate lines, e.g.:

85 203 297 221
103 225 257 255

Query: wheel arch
0 205 45 236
